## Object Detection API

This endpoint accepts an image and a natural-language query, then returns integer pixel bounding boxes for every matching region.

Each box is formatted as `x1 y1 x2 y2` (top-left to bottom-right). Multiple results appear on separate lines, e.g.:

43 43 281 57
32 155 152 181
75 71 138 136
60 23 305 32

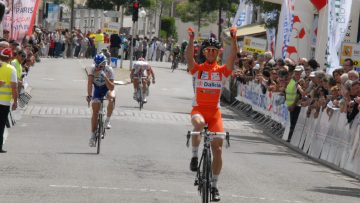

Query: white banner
280 0 295 59
266 27 276 55
3 0 40 41
325 0 352 75
232 0 253 27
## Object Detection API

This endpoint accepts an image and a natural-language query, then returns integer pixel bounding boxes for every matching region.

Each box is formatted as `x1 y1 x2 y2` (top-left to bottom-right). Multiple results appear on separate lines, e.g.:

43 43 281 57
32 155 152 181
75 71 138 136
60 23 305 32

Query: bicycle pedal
194 180 199 186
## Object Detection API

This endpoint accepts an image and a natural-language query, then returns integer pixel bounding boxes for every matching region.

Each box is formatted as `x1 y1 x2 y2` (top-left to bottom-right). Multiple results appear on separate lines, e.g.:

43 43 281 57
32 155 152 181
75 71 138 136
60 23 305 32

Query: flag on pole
310 0 327 11
325 0 352 74
266 27 276 55
232 0 253 27
279 0 295 59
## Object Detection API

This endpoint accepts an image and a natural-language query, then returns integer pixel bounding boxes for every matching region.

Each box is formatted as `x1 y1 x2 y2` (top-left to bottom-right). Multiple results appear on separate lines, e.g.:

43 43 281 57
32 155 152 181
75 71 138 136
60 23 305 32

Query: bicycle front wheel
96 116 102 154
201 150 210 203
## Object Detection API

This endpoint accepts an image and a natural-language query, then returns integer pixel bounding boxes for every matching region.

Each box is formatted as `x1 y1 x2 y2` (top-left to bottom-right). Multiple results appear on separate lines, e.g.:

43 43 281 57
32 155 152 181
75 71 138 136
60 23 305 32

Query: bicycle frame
186 128 230 203
95 98 106 154
134 76 148 110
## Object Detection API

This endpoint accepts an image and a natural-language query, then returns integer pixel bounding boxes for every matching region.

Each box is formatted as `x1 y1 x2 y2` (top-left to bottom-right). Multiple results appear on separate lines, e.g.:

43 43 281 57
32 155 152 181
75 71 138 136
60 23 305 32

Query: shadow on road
309 186 360 198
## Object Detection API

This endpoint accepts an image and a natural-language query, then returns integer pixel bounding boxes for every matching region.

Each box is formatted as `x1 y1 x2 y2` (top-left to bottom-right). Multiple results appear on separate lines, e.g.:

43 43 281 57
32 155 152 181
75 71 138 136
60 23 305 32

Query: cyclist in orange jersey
186 27 238 202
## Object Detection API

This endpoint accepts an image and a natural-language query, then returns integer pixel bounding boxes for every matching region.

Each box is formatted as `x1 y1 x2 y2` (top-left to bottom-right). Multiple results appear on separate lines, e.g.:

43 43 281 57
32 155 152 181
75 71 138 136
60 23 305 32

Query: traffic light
132 1 139 22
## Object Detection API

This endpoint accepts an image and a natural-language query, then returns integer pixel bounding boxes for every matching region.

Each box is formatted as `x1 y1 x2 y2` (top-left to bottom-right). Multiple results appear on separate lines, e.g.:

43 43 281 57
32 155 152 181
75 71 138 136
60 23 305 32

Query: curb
225 103 360 181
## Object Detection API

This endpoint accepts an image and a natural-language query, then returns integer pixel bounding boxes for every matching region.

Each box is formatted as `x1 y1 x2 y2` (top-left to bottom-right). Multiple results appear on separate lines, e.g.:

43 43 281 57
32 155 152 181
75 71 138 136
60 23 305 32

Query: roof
223 24 266 38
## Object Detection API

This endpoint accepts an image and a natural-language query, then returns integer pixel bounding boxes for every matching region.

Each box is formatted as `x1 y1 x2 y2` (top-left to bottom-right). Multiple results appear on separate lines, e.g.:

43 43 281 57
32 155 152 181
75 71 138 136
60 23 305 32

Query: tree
87 0 114 10
175 0 217 33
160 16 177 39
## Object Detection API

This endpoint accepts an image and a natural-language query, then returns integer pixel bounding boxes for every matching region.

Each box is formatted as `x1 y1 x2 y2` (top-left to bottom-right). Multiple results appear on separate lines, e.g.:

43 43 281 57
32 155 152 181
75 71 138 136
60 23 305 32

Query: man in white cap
285 65 304 142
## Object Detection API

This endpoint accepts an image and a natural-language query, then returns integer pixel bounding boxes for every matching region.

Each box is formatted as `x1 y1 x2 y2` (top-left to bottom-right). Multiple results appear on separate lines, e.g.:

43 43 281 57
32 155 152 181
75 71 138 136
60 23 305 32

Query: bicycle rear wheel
201 150 210 203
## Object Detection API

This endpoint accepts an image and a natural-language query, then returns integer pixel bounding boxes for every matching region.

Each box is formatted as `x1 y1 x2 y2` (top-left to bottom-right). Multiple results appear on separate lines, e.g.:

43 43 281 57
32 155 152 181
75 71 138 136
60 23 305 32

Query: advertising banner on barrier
236 82 289 125
243 36 267 54
340 42 360 70
236 80 360 175
3 0 41 41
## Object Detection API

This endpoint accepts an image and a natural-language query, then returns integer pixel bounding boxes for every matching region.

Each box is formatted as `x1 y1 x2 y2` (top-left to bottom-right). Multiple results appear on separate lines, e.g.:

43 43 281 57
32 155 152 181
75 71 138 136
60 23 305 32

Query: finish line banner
3 0 40 41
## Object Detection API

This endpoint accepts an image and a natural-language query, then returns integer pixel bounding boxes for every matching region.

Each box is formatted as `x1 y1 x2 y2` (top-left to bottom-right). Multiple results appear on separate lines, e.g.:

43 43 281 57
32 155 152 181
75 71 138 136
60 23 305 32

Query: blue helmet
94 54 106 66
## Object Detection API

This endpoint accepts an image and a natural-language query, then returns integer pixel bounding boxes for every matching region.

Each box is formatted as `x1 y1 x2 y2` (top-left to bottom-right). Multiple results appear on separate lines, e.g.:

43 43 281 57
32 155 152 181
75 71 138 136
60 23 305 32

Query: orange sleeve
190 63 200 75
221 65 232 78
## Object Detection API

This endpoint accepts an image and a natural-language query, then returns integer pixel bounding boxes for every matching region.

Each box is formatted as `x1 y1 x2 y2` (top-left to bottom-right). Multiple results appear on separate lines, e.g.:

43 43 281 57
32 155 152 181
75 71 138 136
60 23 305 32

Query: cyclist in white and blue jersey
86 54 115 147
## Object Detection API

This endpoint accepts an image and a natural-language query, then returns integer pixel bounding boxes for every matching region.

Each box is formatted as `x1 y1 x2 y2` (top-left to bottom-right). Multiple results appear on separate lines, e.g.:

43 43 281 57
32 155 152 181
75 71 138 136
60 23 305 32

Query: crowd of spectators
233 51 360 141
28 25 181 64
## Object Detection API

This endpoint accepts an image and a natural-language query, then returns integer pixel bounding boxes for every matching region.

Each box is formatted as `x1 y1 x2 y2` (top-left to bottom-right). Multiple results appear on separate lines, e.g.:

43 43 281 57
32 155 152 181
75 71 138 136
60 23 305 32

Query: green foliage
160 16 177 39
175 0 217 32
87 0 114 10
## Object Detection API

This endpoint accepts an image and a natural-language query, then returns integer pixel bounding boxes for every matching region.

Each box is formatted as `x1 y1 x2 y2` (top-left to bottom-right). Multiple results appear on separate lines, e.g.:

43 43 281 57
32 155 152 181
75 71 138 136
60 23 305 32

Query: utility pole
70 0 74 30
130 0 140 70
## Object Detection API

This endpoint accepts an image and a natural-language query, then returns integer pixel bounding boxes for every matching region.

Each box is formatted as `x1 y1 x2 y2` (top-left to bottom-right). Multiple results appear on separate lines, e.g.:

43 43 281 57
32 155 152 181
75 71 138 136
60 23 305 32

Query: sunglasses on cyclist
96 64 105 69
204 48 219 53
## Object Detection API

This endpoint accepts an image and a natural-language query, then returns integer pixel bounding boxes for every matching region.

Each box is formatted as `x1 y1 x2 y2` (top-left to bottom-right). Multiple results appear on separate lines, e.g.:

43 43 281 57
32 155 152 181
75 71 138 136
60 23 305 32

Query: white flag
278 0 295 59
232 0 253 27
266 28 276 55
325 0 352 74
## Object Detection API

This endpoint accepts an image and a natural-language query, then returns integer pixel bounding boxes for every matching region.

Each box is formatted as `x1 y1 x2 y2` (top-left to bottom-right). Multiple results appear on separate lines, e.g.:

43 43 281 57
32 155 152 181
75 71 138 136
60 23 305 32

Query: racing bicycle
134 76 148 110
171 55 180 72
186 127 230 203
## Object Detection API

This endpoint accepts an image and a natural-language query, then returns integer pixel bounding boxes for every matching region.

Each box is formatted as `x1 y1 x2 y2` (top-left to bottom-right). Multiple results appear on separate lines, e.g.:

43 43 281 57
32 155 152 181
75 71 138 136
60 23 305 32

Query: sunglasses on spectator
204 48 219 53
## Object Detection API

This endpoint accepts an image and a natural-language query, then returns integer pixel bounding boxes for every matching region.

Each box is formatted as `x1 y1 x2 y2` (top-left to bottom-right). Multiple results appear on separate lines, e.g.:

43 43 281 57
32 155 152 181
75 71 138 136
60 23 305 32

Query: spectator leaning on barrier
285 65 304 142
0 48 18 153
347 81 360 124
11 50 26 90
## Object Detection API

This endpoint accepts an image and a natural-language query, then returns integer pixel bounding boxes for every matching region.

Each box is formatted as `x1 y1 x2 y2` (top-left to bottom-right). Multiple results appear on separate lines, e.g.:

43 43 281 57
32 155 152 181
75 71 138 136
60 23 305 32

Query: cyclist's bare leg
133 78 139 93
106 91 115 118
191 115 206 148
211 139 223 175
91 102 100 133
142 79 148 97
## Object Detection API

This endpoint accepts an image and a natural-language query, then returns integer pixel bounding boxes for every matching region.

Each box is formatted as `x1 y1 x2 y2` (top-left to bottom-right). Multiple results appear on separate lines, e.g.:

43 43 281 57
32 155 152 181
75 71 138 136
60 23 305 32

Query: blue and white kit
89 65 114 101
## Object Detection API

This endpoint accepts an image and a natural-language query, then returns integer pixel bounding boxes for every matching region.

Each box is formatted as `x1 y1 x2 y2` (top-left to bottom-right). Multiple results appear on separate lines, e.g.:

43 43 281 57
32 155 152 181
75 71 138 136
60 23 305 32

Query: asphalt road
1 58 360 203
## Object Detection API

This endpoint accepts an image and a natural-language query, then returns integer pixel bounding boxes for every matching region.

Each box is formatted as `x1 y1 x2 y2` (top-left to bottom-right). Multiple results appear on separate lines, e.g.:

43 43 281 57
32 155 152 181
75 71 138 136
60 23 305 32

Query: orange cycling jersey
190 62 232 108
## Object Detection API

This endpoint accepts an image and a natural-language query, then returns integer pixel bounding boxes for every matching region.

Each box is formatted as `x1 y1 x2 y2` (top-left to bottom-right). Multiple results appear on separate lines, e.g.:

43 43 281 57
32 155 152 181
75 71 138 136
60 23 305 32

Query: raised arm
226 27 238 71
186 27 195 72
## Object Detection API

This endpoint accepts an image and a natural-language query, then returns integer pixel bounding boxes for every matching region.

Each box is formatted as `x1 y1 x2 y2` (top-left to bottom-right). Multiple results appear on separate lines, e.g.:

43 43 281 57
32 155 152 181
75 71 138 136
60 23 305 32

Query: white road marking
42 78 55 81
73 79 86 82
49 185 303 202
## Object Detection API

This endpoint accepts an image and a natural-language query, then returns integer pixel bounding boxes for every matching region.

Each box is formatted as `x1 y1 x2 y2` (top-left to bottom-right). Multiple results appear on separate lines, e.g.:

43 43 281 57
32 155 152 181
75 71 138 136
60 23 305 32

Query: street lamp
138 7 146 35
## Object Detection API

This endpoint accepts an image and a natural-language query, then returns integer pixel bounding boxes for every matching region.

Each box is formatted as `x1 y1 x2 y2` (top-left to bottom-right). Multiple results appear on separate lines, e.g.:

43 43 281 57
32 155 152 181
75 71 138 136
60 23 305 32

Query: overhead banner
243 36 267 54
340 42 360 70
3 0 40 41
232 0 253 27
325 0 352 75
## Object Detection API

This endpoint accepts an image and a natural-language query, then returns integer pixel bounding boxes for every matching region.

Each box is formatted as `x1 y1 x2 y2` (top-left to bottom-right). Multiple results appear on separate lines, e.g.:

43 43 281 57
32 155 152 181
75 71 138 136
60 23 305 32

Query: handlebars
186 131 230 148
